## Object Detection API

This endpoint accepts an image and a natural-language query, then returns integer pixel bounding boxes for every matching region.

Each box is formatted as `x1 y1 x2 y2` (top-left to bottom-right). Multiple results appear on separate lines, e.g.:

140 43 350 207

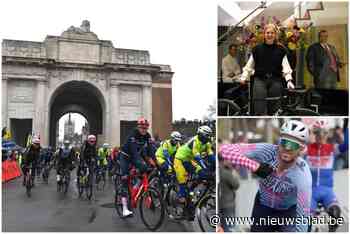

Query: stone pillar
109 83 120 146
34 80 47 145
2 78 8 127
142 84 152 134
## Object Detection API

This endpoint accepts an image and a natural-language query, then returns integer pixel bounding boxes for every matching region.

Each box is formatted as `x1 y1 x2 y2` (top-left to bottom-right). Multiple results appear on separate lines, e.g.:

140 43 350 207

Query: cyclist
77 135 98 183
174 126 214 219
22 135 41 186
219 120 312 232
42 147 53 169
155 131 182 179
97 143 110 181
305 120 346 232
56 140 75 184
119 117 155 217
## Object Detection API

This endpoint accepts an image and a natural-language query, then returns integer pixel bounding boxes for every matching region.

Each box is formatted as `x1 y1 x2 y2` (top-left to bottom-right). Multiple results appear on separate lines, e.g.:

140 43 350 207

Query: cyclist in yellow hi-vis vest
155 131 182 176
174 126 214 202
97 143 110 168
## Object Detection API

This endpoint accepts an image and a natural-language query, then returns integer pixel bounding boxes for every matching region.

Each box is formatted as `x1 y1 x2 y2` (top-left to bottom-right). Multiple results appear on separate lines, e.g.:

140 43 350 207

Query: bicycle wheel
96 173 105 191
26 175 32 198
164 184 182 220
197 193 216 232
218 99 241 116
77 176 84 198
139 187 165 231
281 108 320 116
149 173 164 198
86 173 93 200
64 173 70 195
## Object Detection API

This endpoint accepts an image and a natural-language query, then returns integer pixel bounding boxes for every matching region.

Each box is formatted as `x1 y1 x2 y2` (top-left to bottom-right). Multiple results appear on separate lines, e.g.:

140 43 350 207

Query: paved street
2 170 200 232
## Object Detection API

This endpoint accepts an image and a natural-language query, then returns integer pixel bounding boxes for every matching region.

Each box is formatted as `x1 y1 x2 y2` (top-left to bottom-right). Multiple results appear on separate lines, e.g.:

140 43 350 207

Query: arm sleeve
219 144 260 172
295 162 312 232
282 55 293 81
338 128 348 153
128 138 140 159
241 55 255 81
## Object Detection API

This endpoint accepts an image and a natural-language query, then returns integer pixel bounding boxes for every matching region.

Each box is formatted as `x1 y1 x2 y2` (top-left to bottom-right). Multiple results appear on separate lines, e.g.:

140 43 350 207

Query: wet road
2 169 201 232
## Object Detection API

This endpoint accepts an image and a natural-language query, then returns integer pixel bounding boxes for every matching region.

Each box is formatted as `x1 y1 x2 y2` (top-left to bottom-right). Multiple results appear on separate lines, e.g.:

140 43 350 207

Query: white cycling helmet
170 131 182 142
197 125 213 138
280 120 309 144
102 143 110 148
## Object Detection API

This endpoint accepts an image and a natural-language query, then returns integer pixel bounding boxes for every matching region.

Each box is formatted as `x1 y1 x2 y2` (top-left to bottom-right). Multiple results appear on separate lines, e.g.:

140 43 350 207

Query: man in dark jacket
22 136 41 186
118 117 155 217
306 30 343 89
219 153 240 232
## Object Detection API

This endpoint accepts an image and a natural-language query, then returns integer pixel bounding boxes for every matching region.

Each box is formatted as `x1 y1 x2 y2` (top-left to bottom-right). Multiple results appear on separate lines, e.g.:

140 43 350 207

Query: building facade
2 20 173 147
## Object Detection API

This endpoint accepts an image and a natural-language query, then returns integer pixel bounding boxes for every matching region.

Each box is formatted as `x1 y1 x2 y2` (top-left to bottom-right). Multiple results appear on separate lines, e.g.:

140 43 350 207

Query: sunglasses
280 138 301 151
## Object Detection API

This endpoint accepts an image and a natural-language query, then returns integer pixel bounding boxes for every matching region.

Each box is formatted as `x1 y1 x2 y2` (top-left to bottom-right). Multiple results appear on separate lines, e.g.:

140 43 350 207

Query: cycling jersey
219 143 312 232
305 143 338 187
156 139 179 159
175 135 213 162
120 128 153 160
23 145 40 167
97 148 109 166
80 141 97 165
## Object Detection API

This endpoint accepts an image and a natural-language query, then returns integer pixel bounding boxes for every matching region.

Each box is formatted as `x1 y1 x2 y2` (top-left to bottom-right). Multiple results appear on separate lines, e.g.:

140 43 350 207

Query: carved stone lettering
120 86 141 106
59 41 99 64
8 81 34 103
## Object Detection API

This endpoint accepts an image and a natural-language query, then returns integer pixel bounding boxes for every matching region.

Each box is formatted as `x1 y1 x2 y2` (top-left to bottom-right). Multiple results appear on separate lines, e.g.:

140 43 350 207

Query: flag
3 127 11 140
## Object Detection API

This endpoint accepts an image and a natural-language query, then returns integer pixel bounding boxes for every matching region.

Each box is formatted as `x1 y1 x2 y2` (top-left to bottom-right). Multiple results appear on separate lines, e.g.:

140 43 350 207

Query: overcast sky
0 0 217 122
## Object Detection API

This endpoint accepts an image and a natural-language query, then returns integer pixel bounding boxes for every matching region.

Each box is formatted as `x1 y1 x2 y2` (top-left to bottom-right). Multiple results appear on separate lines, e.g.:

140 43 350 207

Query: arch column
34 80 48 145
142 84 152 134
109 82 120 146
2 78 8 127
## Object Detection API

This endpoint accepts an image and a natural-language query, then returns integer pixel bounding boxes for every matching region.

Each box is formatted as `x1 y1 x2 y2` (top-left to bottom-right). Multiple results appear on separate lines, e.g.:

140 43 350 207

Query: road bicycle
57 167 71 195
114 166 165 231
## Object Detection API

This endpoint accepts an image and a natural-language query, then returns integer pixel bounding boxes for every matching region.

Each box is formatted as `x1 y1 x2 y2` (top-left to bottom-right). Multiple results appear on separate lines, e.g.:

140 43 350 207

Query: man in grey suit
306 30 344 89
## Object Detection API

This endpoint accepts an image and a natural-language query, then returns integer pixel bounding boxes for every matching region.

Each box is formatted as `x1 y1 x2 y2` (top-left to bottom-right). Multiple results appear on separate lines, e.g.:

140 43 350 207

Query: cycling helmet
87 135 96 144
64 140 70 145
312 119 329 131
170 131 182 143
137 117 150 129
197 126 213 138
102 143 110 148
280 120 309 144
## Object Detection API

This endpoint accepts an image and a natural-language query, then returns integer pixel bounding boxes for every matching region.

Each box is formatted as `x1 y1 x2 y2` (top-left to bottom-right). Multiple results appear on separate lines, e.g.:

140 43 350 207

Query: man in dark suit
306 30 343 89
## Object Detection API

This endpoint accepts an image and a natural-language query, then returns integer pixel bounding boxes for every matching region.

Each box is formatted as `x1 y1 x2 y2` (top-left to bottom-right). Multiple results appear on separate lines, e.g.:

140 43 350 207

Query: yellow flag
4 129 11 140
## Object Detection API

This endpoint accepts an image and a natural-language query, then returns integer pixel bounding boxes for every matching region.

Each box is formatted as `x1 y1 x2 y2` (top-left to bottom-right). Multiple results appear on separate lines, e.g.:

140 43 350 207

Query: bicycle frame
128 172 149 208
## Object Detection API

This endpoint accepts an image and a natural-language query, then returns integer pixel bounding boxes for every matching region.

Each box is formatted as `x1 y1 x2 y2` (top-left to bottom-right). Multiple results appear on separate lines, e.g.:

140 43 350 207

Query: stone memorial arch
2 20 173 147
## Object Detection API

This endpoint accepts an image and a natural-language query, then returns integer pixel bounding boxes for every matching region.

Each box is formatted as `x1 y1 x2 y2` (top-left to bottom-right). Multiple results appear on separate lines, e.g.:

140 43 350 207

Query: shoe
122 208 133 218
121 197 133 218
